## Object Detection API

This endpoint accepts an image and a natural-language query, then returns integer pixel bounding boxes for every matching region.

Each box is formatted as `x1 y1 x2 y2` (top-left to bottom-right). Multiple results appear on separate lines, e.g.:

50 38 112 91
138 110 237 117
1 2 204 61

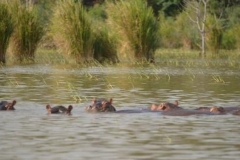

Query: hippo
195 106 240 115
46 104 73 115
85 98 149 113
150 101 228 116
85 98 116 113
195 106 226 114
0 100 17 110
150 100 182 111
232 109 240 115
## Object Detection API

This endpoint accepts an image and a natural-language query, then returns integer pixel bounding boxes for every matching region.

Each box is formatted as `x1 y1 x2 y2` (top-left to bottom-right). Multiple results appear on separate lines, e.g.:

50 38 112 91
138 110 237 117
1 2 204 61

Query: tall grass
106 0 159 62
0 2 13 64
9 0 44 63
93 26 119 63
51 0 94 63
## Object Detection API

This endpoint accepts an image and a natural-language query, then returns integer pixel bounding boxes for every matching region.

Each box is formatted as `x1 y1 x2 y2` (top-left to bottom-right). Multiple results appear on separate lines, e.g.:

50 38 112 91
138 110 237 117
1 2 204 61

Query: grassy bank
7 48 234 69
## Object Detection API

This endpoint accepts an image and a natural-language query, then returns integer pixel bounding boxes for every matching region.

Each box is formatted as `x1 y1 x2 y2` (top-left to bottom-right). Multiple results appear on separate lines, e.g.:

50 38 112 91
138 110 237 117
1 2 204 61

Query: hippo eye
162 106 166 110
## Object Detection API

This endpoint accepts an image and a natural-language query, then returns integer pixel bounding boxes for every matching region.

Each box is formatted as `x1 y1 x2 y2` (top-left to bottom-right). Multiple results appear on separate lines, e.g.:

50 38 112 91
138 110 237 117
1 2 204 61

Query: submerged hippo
86 98 151 113
150 101 182 111
150 101 230 116
195 106 226 114
195 106 240 115
85 98 116 113
232 109 240 115
0 100 17 110
46 104 73 115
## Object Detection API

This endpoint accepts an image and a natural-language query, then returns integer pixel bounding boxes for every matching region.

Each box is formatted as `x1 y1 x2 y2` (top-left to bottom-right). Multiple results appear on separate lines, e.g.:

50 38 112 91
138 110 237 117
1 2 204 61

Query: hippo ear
46 104 52 114
12 100 17 105
159 103 164 109
109 98 113 104
46 104 51 110
92 98 96 104
68 105 73 110
162 106 167 110
174 100 179 106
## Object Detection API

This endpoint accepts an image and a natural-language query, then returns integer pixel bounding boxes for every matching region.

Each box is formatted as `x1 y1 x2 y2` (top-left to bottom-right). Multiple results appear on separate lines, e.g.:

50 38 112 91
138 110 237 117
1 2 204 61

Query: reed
51 0 94 64
9 0 44 63
106 0 159 62
0 2 13 64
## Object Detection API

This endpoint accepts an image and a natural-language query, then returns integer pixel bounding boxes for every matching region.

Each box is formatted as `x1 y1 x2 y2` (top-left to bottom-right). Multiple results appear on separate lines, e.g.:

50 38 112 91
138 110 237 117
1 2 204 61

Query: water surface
0 63 240 160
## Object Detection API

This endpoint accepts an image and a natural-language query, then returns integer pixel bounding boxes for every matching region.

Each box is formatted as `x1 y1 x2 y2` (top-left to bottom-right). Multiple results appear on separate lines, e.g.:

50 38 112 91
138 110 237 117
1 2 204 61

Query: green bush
159 15 180 48
159 11 198 50
222 24 240 50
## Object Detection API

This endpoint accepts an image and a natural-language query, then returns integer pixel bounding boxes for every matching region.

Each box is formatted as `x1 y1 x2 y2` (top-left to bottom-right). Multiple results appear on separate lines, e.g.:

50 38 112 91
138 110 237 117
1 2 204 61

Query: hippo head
151 100 180 111
85 98 116 112
210 106 225 114
6 100 16 110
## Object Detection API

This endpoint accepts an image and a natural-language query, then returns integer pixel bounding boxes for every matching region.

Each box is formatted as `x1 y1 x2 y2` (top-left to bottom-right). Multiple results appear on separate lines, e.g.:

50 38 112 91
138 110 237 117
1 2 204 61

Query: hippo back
0 101 8 110
50 106 61 113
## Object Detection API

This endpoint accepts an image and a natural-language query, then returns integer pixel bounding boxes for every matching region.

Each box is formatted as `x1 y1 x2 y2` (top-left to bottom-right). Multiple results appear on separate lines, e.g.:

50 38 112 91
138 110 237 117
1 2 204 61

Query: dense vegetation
0 0 240 64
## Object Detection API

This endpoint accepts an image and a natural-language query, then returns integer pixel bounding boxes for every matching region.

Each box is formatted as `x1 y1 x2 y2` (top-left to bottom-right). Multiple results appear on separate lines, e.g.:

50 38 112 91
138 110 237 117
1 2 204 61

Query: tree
184 0 209 58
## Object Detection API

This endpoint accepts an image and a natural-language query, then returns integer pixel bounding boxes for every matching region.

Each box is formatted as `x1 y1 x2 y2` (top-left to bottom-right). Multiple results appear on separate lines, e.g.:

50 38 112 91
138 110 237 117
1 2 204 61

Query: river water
0 62 240 160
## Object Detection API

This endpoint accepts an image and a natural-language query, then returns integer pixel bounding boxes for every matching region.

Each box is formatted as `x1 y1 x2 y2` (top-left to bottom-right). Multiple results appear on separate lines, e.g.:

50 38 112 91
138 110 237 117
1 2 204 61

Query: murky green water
1 62 240 160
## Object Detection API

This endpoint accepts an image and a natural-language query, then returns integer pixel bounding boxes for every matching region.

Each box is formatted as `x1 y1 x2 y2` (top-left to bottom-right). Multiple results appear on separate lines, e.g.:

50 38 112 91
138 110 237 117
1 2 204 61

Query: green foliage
51 0 94 63
206 15 223 55
222 24 240 50
9 0 44 62
0 2 14 64
159 15 180 48
147 0 184 17
226 6 240 27
106 0 159 62
175 11 199 49
159 11 198 49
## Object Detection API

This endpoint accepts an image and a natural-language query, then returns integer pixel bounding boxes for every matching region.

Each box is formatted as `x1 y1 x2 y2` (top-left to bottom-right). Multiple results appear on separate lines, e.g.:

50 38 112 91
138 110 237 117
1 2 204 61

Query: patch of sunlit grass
212 75 225 83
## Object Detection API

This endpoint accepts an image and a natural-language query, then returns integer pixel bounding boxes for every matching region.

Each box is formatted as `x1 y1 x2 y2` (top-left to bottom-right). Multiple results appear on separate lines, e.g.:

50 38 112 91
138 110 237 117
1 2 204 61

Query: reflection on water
0 64 240 160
